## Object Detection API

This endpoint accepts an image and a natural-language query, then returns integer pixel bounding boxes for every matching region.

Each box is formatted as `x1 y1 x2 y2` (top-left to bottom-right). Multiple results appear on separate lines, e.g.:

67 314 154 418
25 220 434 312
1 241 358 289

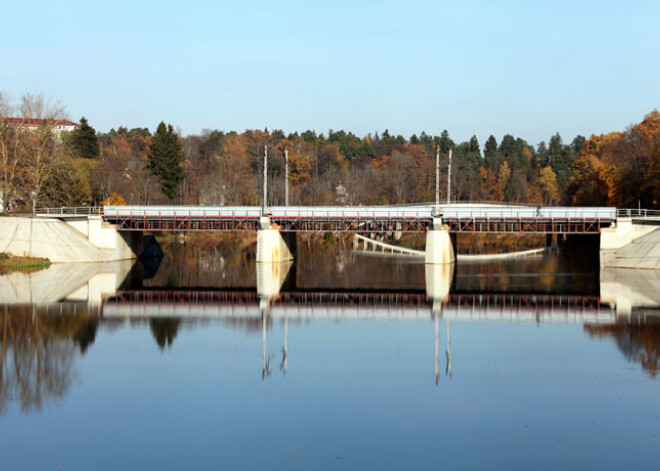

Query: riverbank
0 252 50 274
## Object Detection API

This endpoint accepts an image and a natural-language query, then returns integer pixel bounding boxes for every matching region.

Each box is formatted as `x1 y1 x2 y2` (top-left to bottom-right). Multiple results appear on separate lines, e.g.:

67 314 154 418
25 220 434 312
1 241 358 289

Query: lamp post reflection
446 319 452 377
257 261 293 380
426 263 454 385
280 314 288 375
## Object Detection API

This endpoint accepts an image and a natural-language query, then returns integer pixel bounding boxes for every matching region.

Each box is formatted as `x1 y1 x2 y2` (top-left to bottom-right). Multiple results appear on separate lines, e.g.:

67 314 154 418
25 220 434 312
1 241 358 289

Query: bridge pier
425 218 456 264
256 217 296 263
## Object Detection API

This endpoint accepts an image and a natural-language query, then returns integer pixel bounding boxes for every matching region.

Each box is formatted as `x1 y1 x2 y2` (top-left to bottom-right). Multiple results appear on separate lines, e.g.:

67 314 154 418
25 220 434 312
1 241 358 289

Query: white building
0 117 78 136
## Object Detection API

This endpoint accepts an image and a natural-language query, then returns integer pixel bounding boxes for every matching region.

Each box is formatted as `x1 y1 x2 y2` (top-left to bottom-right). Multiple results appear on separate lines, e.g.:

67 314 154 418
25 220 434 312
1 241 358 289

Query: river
0 240 659 470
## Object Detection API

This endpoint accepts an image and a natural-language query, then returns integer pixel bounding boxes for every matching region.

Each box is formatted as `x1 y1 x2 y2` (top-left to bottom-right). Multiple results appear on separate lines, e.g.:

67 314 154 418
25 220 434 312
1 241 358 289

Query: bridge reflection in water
99 261 616 381
2 256 659 386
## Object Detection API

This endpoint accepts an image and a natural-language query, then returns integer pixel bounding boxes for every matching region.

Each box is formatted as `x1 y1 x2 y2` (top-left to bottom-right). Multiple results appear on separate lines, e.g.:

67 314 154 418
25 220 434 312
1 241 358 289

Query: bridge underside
444 217 609 234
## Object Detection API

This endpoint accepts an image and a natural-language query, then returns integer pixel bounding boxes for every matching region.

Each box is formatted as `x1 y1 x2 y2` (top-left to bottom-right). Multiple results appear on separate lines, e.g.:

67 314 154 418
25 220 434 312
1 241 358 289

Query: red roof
0 117 79 127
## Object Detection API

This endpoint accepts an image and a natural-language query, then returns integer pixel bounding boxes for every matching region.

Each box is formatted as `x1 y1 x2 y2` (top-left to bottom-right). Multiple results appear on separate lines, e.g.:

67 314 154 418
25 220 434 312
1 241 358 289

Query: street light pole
435 145 440 206
285 147 289 206
446 149 452 205
263 145 268 211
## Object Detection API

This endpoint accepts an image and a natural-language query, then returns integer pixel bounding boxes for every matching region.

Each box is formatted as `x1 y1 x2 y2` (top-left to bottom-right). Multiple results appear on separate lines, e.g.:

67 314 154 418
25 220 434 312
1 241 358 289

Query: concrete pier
256 217 295 263
425 218 456 264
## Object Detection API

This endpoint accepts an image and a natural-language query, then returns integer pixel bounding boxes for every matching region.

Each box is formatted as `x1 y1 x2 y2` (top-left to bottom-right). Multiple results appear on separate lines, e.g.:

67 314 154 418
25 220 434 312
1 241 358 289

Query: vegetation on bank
2 92 659 212
0 252 50 274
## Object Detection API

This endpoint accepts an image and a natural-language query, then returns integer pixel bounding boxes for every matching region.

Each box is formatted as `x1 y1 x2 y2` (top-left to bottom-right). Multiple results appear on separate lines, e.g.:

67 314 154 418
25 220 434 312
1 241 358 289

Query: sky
1 0 659 146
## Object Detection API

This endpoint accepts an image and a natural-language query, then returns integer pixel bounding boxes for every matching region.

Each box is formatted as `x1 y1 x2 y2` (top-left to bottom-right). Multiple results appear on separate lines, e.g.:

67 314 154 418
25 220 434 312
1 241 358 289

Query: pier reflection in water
1 245 659 470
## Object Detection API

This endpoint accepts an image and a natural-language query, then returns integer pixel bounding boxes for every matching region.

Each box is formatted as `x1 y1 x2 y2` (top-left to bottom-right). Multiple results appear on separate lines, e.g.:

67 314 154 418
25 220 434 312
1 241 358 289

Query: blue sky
1 0 658 146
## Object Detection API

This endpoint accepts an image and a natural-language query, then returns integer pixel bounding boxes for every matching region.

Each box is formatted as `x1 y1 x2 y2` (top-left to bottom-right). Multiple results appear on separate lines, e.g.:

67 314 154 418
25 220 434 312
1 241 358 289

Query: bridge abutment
600 218 660 268
425 218 456 264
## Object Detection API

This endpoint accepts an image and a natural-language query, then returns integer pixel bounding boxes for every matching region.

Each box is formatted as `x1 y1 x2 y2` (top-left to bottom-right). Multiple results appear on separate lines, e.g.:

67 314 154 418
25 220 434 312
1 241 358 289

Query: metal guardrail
33 206 103 216
101 205 617 220
616 208 660 218
442 206 616 219
27 204 650 222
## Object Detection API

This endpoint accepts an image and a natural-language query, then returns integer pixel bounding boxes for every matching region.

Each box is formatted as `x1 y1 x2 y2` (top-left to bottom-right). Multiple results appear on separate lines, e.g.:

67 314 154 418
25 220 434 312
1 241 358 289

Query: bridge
18 204 660 268
98 204 616 234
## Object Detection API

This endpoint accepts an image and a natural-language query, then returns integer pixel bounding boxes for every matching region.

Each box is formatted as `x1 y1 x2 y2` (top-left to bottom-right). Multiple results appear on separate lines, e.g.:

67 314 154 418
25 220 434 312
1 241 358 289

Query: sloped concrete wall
0 217 138 263
601 221 660 268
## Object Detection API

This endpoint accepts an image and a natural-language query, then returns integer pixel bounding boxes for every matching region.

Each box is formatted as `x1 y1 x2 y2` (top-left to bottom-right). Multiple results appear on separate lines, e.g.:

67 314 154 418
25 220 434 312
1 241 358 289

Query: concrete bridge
5 203 659 268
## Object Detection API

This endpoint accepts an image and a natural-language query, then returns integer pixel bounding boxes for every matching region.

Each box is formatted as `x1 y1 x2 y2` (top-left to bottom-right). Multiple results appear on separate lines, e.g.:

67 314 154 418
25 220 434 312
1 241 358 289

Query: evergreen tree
148 122 185 201
484 135 499 169
571 135 586 153
547 132 575 190
439 130 455 154
69 117 99 158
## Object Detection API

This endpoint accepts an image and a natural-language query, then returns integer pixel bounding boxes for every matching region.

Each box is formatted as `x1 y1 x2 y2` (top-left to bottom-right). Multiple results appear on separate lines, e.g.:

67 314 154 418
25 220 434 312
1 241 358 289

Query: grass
0 252 51 274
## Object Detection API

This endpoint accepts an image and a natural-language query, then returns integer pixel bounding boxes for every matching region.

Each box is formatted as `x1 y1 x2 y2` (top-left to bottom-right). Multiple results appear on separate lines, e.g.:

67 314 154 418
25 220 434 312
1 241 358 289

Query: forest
1 93 659 211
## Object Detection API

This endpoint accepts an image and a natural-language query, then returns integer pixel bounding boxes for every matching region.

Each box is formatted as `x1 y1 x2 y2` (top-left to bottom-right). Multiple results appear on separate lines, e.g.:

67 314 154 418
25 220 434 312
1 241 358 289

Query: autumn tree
539 166 559 204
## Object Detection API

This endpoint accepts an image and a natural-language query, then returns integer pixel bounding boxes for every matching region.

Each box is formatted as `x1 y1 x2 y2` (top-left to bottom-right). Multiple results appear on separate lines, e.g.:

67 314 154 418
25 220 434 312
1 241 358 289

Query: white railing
616 208 660 218
103 205 264 218
24 204 625 221
33 206 103 216
442 206 616 219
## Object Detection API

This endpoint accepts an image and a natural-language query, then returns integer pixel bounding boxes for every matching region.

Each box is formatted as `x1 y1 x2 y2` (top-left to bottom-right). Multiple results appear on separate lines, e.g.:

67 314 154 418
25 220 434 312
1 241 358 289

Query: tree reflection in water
584 320 660 378
149 318 181 350
0 305 98 414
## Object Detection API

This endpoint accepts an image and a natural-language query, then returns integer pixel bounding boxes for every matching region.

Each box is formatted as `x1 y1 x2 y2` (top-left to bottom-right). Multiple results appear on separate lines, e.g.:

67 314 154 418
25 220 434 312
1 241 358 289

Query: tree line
1 92 658 210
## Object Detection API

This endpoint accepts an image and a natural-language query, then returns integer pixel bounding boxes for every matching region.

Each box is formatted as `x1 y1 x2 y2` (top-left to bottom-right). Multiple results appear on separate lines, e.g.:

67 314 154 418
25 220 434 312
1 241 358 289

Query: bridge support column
425 218 456 264
256 217 295 263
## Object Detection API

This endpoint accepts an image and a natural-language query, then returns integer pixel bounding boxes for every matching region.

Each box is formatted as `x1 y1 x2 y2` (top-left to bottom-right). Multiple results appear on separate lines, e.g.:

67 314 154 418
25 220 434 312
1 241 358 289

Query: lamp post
446 149 452 205
285 147 289 206
435 145 440 206
263 145 268 211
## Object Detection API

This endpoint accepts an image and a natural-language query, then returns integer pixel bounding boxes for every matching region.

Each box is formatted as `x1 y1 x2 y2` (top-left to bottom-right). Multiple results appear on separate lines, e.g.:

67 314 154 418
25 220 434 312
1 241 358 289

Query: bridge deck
101 205 616 233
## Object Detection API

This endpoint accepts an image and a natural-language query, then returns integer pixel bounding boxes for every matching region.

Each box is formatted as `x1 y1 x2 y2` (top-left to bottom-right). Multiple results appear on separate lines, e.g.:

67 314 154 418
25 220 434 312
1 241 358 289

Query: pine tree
147 122 185 201
439 130 454 154
484 135 499 170
70 117 100 158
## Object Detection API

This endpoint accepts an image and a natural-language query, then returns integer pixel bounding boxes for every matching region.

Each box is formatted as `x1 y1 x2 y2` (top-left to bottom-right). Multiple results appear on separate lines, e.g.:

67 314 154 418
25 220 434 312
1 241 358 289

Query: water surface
0 245 658 470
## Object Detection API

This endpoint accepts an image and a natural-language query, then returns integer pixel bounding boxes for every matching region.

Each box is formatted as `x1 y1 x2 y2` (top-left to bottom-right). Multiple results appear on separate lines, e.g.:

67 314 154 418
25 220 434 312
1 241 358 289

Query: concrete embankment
601 220 660 268
0 216 142 263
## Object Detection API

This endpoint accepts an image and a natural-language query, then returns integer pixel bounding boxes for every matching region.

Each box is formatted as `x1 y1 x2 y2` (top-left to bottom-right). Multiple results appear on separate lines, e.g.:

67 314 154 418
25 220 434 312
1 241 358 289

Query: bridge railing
616 208 660 218
103 205 264 218
33 206 103 216
442 206 616 219
271 206 434 219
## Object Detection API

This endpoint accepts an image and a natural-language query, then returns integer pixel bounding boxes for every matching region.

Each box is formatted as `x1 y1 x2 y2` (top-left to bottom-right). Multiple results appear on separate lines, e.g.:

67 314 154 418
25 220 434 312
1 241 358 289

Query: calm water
0 242 659 470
